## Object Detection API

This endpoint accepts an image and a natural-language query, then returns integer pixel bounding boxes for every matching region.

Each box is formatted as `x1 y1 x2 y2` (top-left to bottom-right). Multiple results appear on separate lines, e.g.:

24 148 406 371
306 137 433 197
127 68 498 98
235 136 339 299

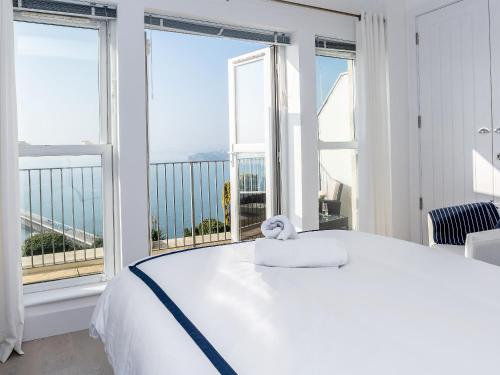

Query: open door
228 47 276 241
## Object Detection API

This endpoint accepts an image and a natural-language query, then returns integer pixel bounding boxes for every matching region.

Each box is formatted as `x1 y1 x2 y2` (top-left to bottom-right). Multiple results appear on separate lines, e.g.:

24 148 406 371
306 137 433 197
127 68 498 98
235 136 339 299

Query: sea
19 155 265 243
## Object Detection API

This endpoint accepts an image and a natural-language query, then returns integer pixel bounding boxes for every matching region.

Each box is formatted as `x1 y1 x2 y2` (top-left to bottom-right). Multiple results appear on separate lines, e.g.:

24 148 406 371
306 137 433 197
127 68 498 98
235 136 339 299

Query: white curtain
0 0 24 363
355 12 393 236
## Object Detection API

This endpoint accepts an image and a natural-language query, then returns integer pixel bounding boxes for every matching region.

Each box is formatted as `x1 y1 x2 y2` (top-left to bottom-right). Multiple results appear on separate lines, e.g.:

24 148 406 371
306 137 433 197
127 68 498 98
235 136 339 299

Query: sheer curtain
355 12 393 236
0 0 24 363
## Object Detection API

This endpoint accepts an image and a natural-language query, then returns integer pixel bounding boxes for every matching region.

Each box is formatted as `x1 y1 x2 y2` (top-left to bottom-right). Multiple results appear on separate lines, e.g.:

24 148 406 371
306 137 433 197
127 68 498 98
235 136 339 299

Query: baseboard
23 284 105 342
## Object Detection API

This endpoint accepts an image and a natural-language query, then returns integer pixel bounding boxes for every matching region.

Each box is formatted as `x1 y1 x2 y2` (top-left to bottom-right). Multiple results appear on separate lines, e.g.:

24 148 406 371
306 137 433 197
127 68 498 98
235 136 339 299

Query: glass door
228 47 276 241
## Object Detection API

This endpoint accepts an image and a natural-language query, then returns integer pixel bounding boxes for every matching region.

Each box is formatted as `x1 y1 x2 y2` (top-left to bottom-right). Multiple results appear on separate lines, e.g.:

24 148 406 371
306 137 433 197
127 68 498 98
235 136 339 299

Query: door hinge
419 197 423 210
418 115 422 129
416 32 420 45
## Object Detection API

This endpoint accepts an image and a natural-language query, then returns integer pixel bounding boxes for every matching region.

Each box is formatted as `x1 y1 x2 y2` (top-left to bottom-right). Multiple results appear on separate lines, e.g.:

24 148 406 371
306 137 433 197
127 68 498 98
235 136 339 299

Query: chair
427 202 500 257
465 229 500 266
319 181 343 216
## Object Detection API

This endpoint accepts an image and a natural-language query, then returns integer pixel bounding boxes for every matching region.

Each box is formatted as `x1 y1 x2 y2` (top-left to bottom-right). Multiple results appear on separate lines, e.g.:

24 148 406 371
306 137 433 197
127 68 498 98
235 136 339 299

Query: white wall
385 0 412 240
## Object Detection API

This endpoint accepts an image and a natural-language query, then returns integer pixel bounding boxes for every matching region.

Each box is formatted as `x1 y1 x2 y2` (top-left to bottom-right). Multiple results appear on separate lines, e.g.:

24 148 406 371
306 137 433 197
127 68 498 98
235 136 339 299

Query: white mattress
91 230 500 375
430 243 464 256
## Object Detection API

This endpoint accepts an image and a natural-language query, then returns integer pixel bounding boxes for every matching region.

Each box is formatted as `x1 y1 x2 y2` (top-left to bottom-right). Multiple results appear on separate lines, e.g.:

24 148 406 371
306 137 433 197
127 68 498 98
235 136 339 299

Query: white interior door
417 0 493 243
489 0 500 202
228 47 276 241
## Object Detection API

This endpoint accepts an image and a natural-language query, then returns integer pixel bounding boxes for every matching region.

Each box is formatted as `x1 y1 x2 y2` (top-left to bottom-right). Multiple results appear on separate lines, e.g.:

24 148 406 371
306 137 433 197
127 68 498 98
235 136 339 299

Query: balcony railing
19 166 104 284
237 157 266 240
19 157 267 283
149 160 231 253
149 158 266 253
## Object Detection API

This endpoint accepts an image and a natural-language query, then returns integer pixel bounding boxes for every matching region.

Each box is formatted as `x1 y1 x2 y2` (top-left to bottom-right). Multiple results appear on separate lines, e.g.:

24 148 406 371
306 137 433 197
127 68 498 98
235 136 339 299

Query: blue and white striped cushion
429 202 500 245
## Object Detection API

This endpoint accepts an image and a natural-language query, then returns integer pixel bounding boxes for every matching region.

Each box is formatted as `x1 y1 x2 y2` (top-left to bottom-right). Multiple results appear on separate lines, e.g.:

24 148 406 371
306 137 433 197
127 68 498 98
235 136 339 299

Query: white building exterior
318 62 357 229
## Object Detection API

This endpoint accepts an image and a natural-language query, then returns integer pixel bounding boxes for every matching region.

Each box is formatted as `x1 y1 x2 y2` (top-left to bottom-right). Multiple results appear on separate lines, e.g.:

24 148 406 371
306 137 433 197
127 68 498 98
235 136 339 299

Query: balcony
149 158 266 255
20 158 266 284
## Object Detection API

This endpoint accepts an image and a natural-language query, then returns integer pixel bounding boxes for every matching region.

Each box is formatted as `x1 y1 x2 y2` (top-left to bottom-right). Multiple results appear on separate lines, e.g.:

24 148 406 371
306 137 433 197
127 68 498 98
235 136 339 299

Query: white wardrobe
417 0 500 242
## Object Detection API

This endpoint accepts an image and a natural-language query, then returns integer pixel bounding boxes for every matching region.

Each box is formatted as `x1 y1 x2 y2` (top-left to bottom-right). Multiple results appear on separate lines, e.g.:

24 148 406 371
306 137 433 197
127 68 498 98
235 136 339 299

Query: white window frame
145 27 282 247
15 12 116 293
316 47 358 229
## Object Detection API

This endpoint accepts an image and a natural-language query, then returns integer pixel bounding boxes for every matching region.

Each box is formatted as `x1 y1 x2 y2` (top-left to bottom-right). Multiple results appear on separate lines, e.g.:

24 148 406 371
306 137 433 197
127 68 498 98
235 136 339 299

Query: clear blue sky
14 21 348 164
14 21 100 147
147 30 266 162
316 55 348 111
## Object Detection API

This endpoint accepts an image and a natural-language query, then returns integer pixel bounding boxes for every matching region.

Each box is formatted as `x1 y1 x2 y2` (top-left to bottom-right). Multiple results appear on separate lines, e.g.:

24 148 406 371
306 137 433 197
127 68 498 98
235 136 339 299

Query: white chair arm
465 229 500 266
427 214 436 246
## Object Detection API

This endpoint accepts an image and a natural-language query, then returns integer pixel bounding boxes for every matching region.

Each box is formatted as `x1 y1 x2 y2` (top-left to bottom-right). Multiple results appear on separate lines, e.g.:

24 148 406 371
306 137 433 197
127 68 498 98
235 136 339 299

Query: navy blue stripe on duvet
129 263 237 375
429 202 500 245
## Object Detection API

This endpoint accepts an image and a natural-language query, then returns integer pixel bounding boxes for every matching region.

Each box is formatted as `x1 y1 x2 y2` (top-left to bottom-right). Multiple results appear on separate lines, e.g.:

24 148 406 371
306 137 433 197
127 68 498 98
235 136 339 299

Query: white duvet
91 230 500 375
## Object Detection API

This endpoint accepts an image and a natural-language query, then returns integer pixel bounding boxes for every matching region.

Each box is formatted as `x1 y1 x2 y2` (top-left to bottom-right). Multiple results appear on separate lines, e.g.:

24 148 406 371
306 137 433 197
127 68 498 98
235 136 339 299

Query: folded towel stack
260 215 298 240
256 215 348 268
254 237 348 268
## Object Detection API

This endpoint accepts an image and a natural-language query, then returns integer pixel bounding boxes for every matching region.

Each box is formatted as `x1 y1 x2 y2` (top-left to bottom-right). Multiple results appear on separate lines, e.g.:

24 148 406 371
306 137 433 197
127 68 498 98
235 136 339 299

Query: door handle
478 127 491 134
495 128 500 134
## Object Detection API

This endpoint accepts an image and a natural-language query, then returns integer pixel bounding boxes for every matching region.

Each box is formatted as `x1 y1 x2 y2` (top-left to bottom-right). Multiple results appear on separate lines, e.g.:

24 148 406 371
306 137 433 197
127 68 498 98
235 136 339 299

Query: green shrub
150 216 166 241
92 236 103 248
151 227 166 241
223 181 230 227
22 233 84 257
184 219 229 237
22 233 103 257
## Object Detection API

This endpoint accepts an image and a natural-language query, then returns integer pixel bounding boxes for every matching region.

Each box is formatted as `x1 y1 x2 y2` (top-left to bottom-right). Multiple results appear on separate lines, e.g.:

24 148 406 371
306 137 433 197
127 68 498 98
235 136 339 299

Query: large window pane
316 52 357 231
20 155 104 284
316 56 354 142
146 29 270 254
14 21 101 145
235 60 266 144
14 16 111 286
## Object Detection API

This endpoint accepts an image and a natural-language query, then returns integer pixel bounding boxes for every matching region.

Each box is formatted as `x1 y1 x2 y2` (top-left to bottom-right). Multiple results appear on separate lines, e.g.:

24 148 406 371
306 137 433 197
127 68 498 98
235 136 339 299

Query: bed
90 230 500 374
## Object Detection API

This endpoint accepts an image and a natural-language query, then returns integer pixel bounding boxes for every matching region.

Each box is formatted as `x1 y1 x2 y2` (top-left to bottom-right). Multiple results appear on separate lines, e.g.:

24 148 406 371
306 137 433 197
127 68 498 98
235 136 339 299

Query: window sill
24 281 107 308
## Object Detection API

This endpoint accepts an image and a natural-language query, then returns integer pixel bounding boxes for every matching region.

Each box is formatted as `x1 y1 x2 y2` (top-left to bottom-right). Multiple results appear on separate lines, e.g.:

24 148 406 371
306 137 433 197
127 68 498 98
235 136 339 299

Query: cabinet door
417 0 493 243
490 0 500 203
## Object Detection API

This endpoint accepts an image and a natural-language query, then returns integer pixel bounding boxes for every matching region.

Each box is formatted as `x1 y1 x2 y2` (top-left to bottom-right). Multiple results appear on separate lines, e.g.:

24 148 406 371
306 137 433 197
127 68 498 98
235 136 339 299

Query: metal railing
19 166 104 271
237 157 266 240
19 158 267 272
149 157 267 252
149 160 231 252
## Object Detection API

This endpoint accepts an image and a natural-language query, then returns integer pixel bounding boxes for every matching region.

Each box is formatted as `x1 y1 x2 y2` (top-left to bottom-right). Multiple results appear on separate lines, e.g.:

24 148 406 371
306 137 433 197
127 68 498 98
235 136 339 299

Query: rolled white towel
260 215 298 240
254 237 348 268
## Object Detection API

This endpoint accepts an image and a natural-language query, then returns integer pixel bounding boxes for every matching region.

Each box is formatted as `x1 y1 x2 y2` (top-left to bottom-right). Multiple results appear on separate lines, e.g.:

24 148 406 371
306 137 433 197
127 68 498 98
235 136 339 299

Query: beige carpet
1 330 113 375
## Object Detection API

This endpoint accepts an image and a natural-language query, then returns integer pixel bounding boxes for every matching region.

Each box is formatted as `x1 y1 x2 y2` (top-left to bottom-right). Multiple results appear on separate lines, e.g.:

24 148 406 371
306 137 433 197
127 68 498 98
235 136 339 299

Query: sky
147 30 267 162
14 21 101 147
14 21 348 165
316 55 349 110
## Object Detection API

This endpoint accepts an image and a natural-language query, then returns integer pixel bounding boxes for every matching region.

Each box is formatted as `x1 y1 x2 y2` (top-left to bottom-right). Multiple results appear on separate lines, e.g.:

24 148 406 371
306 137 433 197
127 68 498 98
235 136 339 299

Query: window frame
316 47 358 230
144 26 283 251
14 12 116 293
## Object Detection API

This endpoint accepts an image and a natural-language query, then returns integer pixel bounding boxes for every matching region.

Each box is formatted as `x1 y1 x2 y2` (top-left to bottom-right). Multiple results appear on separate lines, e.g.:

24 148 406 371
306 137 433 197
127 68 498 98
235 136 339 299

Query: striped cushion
496 220 500 229
429 202 500 245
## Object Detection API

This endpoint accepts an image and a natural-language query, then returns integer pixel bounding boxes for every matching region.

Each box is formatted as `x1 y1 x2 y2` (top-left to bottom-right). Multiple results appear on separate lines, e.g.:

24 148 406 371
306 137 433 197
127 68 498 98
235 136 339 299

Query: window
14 13 114 286
316 47 358 231
145 20 284 254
